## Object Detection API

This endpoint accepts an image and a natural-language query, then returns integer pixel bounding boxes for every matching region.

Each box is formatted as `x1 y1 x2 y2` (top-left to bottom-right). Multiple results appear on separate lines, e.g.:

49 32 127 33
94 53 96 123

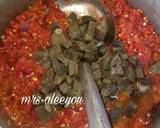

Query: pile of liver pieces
33 12 160 123
33 12 108 123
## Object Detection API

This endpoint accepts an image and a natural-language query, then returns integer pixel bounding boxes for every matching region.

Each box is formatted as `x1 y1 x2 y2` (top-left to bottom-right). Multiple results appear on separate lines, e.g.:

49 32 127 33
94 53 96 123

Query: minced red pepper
102 0 160 67
0 0 160 128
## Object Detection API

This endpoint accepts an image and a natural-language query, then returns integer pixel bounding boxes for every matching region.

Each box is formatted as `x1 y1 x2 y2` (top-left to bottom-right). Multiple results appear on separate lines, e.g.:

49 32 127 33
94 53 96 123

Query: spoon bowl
56 0 116 43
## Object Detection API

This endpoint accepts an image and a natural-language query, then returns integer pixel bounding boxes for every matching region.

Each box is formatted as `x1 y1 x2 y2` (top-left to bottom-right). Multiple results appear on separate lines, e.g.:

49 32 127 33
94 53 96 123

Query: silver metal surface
80 62 112 128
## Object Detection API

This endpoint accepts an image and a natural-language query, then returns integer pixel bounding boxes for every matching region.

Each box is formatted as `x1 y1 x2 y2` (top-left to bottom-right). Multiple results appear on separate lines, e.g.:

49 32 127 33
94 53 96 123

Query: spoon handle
80 62 112 128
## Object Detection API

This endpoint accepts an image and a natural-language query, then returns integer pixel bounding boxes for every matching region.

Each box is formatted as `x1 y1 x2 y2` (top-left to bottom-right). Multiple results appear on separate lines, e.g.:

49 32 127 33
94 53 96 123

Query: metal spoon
56 0 116 43
80 62 112 128
56 0 116 128
152 105 160 128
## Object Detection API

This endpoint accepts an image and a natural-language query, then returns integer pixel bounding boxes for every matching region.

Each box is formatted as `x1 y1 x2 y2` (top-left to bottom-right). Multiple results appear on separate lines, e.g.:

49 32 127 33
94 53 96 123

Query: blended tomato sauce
0 0 160 128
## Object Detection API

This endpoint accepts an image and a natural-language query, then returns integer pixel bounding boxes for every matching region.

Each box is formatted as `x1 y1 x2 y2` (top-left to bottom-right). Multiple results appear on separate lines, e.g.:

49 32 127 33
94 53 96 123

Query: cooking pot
0 0 159 128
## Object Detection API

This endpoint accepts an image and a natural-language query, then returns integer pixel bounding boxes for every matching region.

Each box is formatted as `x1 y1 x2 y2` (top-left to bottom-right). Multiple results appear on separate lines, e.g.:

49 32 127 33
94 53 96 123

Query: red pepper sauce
0 1 87 128
0 0 160 128
102 0 160 128
102 0 160 67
